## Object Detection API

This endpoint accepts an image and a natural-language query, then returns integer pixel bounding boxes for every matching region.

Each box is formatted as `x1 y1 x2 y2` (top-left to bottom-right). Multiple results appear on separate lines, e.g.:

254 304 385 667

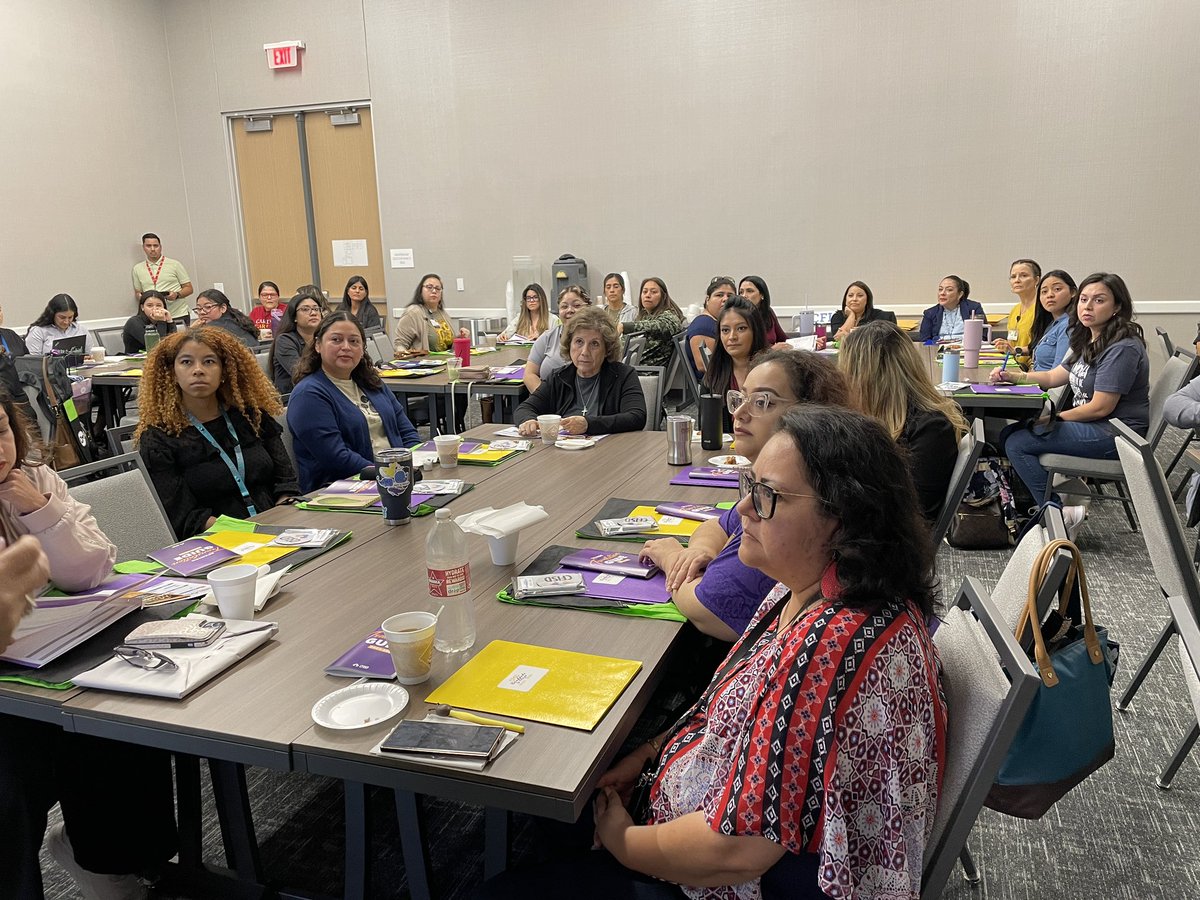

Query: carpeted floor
39 428 1200 899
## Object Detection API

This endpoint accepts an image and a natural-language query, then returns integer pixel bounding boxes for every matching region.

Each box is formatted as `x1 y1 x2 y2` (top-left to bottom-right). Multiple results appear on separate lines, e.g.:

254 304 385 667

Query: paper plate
708 454 750 467
556 438 596 450
311 682 409 730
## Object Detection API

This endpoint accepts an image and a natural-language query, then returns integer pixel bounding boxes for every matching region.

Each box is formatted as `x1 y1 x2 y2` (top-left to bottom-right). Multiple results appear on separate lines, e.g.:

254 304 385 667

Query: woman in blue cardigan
287 313 420 492
918 274 986 341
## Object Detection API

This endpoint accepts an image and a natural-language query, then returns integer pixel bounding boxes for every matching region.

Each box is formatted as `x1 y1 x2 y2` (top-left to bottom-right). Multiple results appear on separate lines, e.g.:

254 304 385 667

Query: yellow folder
204 531 297 567
425 640 643 731
627 505 703 539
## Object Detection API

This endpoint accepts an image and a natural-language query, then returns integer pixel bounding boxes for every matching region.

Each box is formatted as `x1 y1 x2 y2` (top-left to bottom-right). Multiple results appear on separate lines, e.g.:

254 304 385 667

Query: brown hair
135 327 282 439
292 312 384 391
749 348 851 407
560 307 621 363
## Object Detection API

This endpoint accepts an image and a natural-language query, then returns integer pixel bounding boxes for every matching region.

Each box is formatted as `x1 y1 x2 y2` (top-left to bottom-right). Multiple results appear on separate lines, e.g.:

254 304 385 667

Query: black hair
841 281 874 315
293 311 383 390
269 293 327 379
408 274 443 310
603 273 625 291
1068 272 1145 365
197 288 257 335
141 233 160 243
739 275 775 322
703 297 767 398
137 290 168 321
31 294 79 329
941 275 970 301
1028 269 1077 352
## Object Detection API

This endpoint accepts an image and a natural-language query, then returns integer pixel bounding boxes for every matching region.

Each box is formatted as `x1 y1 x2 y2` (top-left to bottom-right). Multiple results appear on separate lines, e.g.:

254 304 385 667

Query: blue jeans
1001 420 1118 503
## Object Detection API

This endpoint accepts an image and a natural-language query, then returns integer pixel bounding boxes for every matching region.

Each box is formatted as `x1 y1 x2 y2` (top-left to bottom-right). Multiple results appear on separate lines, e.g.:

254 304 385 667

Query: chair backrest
21 383 53 442
273 411 298 473
60 452 176 562
1147 350 1198 447
372 331 393 364
1157 327 1176 359
1168 595 1200 726
930 417 984 549
699 343 712 369
623 333 646 366
1114 420 1200 611
94 326 126 356
106 423 138 458
922 577 1040 899
255 351 271 379
989 505 1075 647
669 331 702 413
633 365 665 431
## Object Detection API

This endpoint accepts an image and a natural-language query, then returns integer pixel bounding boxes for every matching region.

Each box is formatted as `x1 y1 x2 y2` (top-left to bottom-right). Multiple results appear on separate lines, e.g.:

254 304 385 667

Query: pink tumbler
452 336 471 367
962 316 983 368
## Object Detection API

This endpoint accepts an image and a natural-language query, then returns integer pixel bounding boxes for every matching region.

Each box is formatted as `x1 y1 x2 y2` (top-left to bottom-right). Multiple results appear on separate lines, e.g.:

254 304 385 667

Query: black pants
0 714 178 900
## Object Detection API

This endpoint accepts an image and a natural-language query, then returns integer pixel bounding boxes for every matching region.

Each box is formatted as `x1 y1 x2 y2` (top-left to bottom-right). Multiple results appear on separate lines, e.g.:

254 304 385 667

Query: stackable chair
1040 349 1196 530
930 418 985 550
987 504 1073 646
922 577 1040 898
94 326 126 357
1112 420 1200 786
670 331 702 414
633 365 666 431
60 452 175 562
622 334 646 366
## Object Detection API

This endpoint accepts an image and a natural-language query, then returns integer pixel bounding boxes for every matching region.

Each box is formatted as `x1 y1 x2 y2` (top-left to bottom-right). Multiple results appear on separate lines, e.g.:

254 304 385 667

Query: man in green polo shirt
132 233 193 322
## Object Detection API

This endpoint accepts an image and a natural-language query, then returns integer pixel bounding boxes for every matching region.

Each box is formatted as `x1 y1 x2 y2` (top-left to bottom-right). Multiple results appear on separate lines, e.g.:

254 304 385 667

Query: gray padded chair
622 333 646 367
106 423 138 457
1163 595 1200 789
922 577 1040 899
1113 420 1200 785
633 365 665 431
988 504 1073 647
60 452 175 562
372 331 394 364
931 418 985 550
1040 349 1196 530
273 412 298 474
670 330 703 414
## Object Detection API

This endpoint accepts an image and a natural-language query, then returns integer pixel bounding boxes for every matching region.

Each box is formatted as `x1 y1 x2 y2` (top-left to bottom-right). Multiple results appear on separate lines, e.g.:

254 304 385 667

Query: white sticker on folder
657 515 683 526
594 574 625 585
497 665 550 692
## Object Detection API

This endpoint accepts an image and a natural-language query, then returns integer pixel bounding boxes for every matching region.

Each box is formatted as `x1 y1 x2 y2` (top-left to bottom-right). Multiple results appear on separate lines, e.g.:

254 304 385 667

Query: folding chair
930 418 984 550
634 365 665 431
988 505 1074 648
1040 349 1197 530
622 334 646 366
94 326 127 357
921 577 1040 899
106 422 138 457
670 331 702 414
372 331 394 364
1112 421 1200 784
60 452 175 562
1157 326 1176 359
273 412 298 474
1160 595 1200 789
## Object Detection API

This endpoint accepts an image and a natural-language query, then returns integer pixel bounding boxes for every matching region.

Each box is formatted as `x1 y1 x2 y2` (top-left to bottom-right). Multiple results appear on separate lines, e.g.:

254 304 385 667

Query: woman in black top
515 308 646 435
193 289 259 348
337 275 382 331
122 290 179 353
270 292 328 394
830 281 896 341
136 327 298 537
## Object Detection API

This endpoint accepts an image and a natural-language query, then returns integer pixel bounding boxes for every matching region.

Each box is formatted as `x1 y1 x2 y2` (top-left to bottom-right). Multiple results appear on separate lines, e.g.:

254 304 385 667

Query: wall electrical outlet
213 282 224 292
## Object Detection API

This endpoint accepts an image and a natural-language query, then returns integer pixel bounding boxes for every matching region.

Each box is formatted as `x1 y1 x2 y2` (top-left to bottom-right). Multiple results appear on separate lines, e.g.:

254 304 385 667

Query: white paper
497 665 549 692
594 573 625 585
333 239 369 267
787 335 818 351
390 248 415 268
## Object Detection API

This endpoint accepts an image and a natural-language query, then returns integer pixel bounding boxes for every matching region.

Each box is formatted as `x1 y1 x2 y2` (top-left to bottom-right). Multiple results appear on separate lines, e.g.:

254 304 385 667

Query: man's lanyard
146 256 166 286
188 408 257 516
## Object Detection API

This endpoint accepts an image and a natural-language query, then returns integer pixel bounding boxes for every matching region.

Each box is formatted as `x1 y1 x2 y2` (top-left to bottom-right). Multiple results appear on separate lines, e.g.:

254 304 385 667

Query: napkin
455 502 549 538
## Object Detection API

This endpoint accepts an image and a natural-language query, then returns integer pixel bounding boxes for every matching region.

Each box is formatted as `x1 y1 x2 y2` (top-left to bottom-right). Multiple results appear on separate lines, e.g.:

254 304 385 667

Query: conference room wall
163 0 1199 317
0 0 191 326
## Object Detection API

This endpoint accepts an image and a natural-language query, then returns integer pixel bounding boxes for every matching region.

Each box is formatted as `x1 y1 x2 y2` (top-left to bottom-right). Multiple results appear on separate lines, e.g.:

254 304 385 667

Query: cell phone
122 618 226 649
380 719 504 758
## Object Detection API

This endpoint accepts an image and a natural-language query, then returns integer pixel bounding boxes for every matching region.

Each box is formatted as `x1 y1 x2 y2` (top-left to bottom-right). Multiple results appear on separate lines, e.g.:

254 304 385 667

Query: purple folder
968 384 1045 395
668 465 741 489
554 567 671 605
414 440 484 453
560 548 658 578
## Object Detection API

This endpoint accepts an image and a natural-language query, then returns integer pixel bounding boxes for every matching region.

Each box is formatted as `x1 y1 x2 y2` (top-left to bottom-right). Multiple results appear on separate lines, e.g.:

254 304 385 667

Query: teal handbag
986 539 1117 819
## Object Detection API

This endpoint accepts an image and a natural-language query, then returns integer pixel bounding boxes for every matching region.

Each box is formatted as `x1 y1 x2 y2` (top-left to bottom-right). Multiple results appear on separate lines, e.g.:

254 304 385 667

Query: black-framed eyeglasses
743 479 825 520
192 304 218 315
295 303 323 314
725 390 797 417
114 645 178 671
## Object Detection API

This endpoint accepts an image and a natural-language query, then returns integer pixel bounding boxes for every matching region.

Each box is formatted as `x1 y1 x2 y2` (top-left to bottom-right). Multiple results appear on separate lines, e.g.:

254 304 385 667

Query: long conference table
5 427 732 899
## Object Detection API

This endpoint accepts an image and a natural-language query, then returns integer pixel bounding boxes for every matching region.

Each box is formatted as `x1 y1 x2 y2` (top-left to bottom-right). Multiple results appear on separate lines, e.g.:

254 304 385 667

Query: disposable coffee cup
536 414 562 446
487 532 519 566
433 434 461 468
382 611 437 684
207 563 261 620
90 347 106 363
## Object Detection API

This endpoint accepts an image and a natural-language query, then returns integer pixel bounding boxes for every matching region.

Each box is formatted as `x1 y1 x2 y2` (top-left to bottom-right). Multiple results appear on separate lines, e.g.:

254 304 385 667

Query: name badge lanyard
189 409 257 516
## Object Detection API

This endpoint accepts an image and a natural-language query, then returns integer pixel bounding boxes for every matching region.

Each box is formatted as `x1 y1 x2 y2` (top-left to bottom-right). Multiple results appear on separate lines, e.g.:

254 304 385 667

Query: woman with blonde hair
499 283 555 342
137 327 298 537
840 319 968 521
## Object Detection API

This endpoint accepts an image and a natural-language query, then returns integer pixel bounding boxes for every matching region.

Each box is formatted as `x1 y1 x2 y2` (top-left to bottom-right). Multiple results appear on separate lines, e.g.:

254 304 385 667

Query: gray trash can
552 254 588 297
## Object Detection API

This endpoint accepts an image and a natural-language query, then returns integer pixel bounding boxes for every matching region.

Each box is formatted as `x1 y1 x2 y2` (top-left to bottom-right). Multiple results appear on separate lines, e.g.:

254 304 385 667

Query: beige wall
0 0 190 326
4 0 1198 325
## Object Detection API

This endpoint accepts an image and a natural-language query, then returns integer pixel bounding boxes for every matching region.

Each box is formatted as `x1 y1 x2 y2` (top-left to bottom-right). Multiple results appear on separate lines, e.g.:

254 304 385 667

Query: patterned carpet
40 429 1200 899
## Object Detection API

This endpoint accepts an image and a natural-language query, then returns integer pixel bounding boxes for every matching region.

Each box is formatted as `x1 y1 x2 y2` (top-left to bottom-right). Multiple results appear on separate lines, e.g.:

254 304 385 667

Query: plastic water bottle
144 325 160 351
426 509 475 651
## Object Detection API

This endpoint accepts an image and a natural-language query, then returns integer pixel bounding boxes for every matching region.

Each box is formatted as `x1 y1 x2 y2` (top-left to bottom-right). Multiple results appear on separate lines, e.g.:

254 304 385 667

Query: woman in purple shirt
641 349 850 640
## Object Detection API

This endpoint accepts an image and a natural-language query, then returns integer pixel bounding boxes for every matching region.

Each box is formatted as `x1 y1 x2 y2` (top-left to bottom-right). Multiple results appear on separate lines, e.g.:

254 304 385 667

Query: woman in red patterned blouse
481 406 947 900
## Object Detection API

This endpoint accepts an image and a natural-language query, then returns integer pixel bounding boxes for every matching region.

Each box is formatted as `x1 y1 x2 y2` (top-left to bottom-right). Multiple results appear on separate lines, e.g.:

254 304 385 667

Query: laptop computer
49 335 87 367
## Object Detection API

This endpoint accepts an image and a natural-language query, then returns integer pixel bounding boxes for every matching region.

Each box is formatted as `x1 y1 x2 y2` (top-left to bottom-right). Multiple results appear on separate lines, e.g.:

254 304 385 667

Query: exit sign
263 40 304 70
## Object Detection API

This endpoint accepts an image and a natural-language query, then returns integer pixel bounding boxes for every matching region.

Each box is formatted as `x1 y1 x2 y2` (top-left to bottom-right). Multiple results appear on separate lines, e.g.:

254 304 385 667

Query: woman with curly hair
136 327 299 538
288 313 421 492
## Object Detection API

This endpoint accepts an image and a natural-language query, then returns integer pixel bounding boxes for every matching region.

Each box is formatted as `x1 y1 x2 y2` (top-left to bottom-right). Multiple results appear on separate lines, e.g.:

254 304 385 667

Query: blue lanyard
188 408 257 517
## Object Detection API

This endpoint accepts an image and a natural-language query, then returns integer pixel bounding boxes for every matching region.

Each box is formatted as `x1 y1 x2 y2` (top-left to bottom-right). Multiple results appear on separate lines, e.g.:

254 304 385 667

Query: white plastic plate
311 682 409 730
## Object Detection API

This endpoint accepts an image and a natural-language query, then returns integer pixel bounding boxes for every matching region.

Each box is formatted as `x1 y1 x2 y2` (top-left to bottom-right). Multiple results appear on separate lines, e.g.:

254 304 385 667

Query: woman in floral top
481 406 946 900
621 276 684 368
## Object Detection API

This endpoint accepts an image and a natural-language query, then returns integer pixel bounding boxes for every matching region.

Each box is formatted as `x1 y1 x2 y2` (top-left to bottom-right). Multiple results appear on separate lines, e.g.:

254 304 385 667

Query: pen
432 704 526 734
998 350 1011 381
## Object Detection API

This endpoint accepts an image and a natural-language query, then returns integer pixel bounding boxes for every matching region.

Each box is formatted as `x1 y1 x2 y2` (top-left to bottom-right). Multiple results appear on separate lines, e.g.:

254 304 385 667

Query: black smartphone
380 720 504 757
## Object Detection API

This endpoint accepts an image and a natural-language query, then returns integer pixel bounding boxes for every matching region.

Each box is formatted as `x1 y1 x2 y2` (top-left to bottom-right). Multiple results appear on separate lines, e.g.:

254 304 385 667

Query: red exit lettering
272 46 292 67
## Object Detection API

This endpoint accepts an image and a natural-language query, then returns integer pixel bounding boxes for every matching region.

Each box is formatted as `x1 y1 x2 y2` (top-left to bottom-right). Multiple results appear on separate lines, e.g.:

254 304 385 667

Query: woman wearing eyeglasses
193 288 259 348
485 407 945 900
641 350 850 641
393 273 470 358
270 293 329 394
498 283 555 343
0 388 180 900
702 297 767 430
524 285 592 393
839 320 968 521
